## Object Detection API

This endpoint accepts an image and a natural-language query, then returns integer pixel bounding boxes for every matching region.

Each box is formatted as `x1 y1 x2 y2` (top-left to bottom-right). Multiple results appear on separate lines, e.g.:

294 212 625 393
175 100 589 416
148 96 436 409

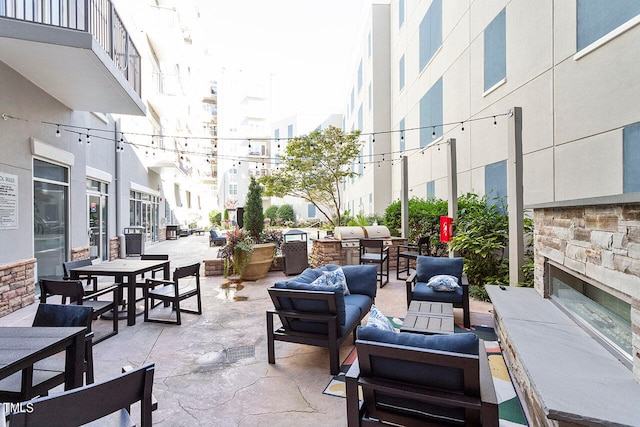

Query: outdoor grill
333 225 393 264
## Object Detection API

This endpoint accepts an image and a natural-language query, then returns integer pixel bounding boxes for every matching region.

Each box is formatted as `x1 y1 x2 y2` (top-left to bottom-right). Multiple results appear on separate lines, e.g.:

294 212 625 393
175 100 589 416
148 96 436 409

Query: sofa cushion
278 281 346 326
416 256 463 283
413 282 463 304
344 294 373 320
322 264 377 299
357 327 479 394
357 327 478 355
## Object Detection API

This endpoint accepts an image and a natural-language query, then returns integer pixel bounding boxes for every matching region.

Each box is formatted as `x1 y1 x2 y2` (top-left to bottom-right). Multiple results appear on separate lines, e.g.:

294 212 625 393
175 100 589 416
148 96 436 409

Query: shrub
264 205 279 223
209 210 221 226
277 204 295 223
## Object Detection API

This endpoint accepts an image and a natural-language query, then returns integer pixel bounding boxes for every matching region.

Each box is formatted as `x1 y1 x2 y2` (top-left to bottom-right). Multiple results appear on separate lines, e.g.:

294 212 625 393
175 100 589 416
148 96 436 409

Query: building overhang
0 18 146 116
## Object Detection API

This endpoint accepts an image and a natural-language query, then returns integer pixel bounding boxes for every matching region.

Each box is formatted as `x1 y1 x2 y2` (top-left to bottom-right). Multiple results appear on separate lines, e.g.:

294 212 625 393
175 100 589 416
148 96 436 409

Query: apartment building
345 0 640 393
0 0 216 316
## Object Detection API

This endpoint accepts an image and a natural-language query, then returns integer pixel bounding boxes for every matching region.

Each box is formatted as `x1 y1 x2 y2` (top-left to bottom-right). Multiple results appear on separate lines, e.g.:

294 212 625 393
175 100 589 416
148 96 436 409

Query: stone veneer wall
0 258 36 317
71 246 90 261
533 203 640 382
109 237 120 260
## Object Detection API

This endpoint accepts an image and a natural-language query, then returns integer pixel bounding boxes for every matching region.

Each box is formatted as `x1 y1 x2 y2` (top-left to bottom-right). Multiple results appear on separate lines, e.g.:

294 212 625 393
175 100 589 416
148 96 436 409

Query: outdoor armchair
406 256 471 328
143 262 202 325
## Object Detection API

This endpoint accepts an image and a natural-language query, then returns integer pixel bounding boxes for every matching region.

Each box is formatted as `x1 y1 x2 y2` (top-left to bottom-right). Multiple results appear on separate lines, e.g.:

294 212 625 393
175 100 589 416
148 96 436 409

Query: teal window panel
358 104 363 131
427 181 435 199
419 0 442 72
624 122 640 193
358 60 363 92
577 0 640 51
419 77 443 148
287 124 293 139
399 0 405 28
485 160 507 208
308 204 316 218
484 8 506 91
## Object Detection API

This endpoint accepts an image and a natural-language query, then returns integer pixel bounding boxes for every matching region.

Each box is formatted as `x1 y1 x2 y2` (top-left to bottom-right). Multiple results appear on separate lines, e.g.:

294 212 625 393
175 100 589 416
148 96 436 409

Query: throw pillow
426 274 460 292
365 304 396 332
309 274 328 287
322 267 350 296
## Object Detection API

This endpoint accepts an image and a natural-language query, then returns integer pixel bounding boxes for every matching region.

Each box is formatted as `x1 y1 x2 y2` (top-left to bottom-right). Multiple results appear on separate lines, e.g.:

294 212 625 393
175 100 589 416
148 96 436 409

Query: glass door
88 194 101 260
87 179 108 262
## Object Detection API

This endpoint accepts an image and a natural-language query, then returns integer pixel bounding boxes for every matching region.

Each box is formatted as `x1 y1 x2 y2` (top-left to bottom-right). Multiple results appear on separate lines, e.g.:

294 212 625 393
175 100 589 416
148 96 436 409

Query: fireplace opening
547 261 632 367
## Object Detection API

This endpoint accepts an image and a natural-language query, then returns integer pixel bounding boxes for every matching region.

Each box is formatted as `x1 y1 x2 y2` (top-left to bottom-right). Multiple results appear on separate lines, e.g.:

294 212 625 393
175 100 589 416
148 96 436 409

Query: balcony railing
1 0 141 98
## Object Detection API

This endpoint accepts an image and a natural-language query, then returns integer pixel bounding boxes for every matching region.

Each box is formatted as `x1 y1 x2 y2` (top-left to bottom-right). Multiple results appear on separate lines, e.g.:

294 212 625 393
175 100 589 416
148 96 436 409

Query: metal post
446 139 457 257
401 155 409 239
508 107 524 284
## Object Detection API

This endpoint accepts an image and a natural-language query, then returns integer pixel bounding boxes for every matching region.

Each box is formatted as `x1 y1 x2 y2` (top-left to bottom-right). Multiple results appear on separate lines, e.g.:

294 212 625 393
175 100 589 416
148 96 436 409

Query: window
577 0 640 51
359 149 364 175
369 136 373 163
369 193 373 212
399 118 406 152
186 191 192 209
399 0 405 28
419 77 443 148
34 159 69 278
230 167 238 175
229 183 238 196
351 88 355 111
287 124 293 139
484 8 506 92
358 105 363 131
485 160 507 209
427 180 435 199
358 60 363 92
623 121 640 193
308 204 316 218
399 54 405 90
419 0 442 72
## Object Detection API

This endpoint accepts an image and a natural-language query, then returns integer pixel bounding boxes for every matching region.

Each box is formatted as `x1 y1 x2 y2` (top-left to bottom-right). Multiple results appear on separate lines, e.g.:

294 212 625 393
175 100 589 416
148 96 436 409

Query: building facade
346 0 640 380
0 0 216 317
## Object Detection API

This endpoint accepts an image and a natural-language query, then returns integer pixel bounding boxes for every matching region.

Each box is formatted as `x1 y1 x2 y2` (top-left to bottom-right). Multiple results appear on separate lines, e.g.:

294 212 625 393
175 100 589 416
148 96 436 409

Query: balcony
0 0 144 115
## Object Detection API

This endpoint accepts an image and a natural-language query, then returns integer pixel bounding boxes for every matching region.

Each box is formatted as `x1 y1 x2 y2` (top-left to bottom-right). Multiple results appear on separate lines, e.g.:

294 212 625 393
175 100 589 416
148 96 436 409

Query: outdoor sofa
267 264 378 374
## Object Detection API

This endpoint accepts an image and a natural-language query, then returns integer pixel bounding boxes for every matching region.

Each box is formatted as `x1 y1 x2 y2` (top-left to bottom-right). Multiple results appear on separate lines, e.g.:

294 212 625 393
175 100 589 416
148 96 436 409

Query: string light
86 129 91 144
432 126 436 139
461 122 464 132
56 125 61 138
493 116 497 126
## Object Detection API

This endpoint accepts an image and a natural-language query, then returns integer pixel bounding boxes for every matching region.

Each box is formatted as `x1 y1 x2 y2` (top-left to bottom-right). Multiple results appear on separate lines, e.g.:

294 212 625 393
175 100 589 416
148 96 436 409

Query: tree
258 126 362 226
243 177 264 240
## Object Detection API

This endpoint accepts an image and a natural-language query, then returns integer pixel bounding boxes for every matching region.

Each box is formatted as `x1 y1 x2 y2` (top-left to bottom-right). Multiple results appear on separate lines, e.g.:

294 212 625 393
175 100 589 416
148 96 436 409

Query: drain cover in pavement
225 345 255 362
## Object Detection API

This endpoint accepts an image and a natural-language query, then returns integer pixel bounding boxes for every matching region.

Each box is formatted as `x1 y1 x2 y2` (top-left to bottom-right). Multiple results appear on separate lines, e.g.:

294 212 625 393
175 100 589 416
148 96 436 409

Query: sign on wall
0 172 18 229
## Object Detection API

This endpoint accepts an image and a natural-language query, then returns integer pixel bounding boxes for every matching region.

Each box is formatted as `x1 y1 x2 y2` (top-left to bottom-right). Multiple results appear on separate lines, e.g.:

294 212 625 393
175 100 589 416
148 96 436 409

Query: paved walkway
1 234 493 426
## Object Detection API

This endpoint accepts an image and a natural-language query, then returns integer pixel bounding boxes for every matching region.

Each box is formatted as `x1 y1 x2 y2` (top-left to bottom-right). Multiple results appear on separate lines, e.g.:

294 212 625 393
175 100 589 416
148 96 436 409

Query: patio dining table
0 326 86 393
68 259 170 326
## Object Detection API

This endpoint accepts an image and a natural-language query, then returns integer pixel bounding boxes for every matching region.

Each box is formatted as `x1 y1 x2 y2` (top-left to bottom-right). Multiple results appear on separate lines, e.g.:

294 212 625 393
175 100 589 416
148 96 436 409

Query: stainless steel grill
332 226 393 265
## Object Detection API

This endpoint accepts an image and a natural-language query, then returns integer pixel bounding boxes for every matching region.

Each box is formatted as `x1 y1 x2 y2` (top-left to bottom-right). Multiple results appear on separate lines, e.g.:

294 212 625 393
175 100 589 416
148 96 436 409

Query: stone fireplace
533 202 640 381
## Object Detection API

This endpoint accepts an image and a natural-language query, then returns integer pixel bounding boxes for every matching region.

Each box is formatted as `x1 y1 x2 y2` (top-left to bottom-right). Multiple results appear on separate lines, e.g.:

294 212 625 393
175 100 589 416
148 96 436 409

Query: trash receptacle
166 225 179 240
282 229 308 276
124 226 145 256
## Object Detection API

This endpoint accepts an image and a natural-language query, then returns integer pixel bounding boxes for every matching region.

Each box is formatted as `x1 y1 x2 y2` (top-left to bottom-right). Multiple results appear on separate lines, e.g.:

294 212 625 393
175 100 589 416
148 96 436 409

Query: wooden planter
241 243 276 281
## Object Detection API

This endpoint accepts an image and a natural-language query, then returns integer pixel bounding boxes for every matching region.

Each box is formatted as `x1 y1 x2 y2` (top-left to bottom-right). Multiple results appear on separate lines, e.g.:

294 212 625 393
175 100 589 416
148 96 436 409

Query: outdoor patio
1 234 495 426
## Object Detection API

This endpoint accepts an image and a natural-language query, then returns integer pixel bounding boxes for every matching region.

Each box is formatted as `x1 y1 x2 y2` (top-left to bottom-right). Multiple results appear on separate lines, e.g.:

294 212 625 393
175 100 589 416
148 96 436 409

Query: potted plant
219 178 280 280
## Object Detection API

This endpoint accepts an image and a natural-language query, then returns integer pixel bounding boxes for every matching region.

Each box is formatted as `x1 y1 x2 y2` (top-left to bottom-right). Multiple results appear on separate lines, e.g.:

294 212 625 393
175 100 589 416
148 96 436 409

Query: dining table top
67 259 170 275
0 326 86 379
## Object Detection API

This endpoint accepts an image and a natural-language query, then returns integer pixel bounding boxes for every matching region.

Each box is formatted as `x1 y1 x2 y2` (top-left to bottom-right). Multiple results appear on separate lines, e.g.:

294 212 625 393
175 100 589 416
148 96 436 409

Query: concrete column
508 107 524 284
401 155 409 239
446 139 457 258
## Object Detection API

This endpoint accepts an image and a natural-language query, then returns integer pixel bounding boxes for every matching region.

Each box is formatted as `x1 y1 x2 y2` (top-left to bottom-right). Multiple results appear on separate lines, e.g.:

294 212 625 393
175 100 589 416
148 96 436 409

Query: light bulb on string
461 122 464 132
372 134 376 143
432 126 436 139
56 125 61 138
493 116 497 126
86 130 90 144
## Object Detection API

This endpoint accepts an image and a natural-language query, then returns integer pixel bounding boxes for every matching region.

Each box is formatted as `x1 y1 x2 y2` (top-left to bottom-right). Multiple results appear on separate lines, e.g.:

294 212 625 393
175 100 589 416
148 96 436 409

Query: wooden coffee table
400 301 455 335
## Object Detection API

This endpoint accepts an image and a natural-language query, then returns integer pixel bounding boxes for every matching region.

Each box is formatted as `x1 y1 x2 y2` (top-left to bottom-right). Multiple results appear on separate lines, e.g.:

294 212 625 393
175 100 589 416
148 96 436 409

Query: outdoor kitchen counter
486 285 640 427
310 236 406 268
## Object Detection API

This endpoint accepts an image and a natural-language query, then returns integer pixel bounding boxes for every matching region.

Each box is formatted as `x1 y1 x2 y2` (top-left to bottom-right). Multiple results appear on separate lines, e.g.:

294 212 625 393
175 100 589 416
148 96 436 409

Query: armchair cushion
416 256 463 282
426 274 460 292
413 282 464 304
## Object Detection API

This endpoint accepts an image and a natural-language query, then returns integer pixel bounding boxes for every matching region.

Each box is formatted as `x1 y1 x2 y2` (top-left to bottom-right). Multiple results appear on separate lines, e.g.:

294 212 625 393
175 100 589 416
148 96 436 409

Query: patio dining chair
359 238 389 288
143 262 202 325
39 278 120 343
9 364 155 427
396 236 430 280
0 304 94 403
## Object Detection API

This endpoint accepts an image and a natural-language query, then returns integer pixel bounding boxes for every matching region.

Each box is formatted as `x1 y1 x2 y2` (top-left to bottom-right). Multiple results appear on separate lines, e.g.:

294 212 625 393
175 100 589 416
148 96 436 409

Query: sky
200 0 369 120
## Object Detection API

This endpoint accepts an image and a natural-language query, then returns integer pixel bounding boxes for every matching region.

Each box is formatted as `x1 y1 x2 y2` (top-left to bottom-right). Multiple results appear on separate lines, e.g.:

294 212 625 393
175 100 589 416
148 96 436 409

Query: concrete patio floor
1 234 494 426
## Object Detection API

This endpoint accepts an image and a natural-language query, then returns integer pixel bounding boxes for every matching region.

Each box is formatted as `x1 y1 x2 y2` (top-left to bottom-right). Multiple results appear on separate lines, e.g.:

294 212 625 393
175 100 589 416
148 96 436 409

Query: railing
0 0 141 99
